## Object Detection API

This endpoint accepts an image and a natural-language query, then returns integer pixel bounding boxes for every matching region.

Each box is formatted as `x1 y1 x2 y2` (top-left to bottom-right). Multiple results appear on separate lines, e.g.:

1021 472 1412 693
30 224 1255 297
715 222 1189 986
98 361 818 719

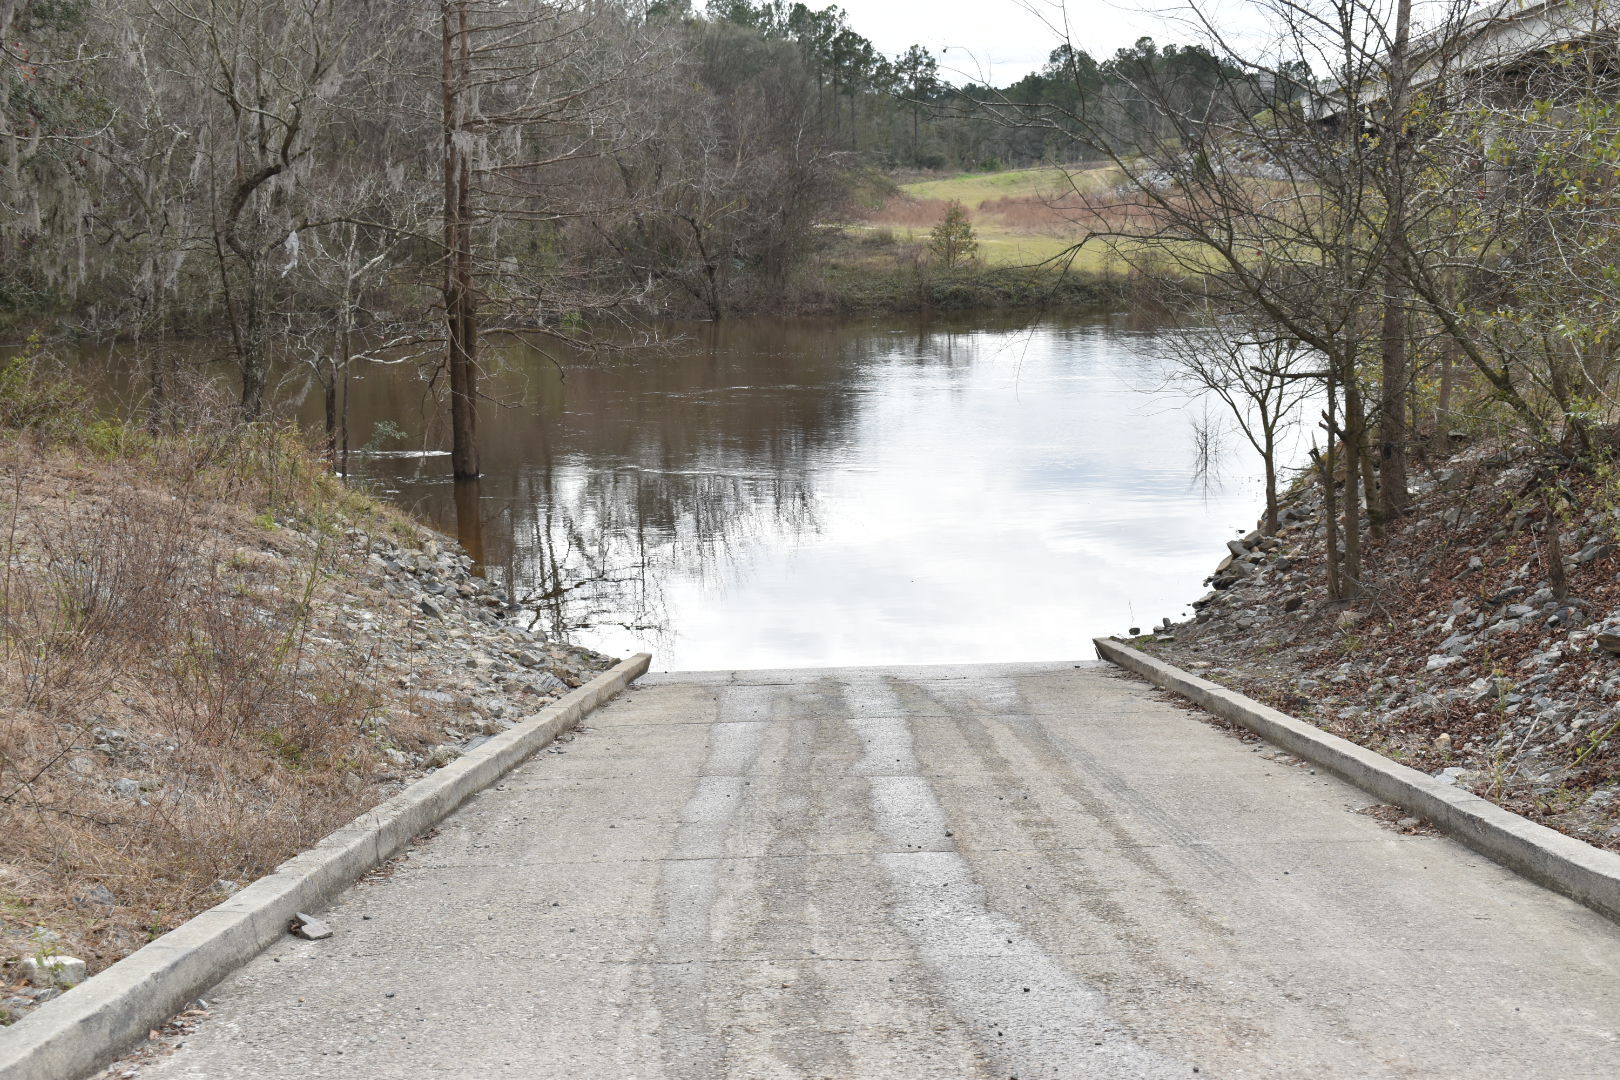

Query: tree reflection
338 318 883 649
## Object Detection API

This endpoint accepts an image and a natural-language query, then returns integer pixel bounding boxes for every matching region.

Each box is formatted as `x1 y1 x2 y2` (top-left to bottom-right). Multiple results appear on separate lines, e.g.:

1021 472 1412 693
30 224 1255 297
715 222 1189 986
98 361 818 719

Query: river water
289 310 1276 671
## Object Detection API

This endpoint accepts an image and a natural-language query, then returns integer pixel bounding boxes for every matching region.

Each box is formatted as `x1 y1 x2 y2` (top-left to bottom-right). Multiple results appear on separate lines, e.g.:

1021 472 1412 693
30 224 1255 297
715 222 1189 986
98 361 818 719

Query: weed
0 353 418 988
1575 716 1620 767
363 420 407 453
0 339 84 437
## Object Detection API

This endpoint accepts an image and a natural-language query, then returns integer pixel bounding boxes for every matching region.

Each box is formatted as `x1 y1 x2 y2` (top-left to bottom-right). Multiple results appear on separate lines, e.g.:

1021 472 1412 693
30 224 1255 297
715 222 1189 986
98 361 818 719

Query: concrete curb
0 652 652 1080
1094 636 1620 923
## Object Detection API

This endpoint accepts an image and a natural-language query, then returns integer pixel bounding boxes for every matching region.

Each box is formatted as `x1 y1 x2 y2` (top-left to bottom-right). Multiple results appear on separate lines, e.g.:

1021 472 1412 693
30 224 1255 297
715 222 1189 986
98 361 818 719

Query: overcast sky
831 0 1269 85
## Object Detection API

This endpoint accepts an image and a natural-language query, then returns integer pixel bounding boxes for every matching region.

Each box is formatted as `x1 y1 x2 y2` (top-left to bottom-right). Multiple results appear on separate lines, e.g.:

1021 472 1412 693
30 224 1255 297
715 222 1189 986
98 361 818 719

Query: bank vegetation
0 348 609 1025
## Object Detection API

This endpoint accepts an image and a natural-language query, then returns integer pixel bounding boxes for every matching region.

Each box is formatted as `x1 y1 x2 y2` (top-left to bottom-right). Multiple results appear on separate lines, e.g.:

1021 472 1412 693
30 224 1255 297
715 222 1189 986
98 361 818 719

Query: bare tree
433 0 658 480
132 0 365 419
1163 314 1316 533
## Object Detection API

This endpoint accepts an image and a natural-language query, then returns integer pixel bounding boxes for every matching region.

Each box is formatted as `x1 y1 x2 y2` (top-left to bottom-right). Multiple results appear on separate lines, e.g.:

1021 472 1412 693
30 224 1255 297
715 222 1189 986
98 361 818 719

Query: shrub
0 340 85 437
928 200 979 270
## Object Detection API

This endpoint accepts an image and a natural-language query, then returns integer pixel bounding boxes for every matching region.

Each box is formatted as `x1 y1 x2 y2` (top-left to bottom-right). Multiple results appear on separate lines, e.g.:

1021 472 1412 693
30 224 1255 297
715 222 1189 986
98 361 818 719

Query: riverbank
806 256 1125 315
0 353 613 1027
1133 443 1620 848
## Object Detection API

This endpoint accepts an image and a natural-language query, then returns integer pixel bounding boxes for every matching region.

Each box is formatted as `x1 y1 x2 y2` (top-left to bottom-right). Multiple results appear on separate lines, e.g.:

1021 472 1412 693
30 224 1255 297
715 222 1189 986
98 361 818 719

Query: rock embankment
1138 444 1620 847
354 524 612 754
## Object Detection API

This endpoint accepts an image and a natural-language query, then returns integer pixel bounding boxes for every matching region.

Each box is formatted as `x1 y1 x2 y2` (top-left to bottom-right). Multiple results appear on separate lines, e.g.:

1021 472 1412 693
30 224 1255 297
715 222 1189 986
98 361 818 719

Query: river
282 310 1280 671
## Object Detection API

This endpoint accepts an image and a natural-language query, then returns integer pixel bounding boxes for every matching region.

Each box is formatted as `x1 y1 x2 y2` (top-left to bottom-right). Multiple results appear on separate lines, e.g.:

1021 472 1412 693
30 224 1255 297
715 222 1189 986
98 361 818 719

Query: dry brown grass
0 358 444 1009
862 189 1168 246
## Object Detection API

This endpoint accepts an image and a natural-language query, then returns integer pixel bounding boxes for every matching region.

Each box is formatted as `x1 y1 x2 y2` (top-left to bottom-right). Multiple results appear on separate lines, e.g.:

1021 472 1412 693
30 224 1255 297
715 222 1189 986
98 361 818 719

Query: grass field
859 164 1136 271
901 164 1118 204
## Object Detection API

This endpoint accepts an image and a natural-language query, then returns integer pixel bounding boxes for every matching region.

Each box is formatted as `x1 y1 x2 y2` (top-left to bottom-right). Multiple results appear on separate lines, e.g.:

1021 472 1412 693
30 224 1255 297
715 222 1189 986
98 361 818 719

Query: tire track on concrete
838 672 1190 1080
651 684 774 1079
754 696 859 1078
911 672 1389 1068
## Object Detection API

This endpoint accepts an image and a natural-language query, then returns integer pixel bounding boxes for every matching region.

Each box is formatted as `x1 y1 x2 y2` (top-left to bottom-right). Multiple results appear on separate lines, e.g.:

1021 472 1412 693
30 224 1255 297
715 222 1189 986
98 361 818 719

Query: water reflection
318 312 1276 671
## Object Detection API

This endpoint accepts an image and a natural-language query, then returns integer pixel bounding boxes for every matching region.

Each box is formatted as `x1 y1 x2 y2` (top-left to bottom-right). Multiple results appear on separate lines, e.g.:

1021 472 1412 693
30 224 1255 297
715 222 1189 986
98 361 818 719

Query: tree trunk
1378 281 1411 519
146 348 167 436
323 356 338 467
340 357 351 479
1262 427 1279 535
454 477 486 570
1342 368 1364 597
1436 338 1455 439
443 0 479 480
239 269 266 420
1317 444 1342 602
1378 0 1414 521
1319 370 1343 601
1547 515 1568 602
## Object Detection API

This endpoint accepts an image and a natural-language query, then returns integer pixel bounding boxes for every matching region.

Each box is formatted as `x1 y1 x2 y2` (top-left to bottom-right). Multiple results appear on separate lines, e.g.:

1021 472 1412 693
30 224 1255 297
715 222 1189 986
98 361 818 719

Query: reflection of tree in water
423 319 882 649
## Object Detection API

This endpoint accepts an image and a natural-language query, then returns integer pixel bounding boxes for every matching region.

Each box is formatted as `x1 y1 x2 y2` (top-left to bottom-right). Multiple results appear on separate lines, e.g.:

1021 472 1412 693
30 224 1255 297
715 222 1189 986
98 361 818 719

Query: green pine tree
928 200 978 270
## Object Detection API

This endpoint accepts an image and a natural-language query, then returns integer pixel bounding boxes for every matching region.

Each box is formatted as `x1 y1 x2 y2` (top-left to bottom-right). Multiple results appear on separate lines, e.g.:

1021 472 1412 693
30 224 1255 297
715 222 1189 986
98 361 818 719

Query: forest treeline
1 0 1244 336
1 0 1263 475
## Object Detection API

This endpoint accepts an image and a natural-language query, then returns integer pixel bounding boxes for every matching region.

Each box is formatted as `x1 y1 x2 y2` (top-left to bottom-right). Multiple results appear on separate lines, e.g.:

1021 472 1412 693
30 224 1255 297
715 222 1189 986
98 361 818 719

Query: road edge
1094 636 1620 922
0 652 652 1080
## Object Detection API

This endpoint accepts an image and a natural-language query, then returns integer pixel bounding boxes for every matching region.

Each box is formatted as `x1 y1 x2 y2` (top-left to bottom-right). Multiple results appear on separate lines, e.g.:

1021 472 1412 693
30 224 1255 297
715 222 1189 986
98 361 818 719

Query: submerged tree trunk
323 356 338 467
443 0 479 480
454 477 486 570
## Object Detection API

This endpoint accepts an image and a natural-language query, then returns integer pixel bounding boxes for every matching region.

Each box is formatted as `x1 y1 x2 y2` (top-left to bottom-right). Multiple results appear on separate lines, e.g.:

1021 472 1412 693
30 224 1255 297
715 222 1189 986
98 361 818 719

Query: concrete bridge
116 660 1620 1079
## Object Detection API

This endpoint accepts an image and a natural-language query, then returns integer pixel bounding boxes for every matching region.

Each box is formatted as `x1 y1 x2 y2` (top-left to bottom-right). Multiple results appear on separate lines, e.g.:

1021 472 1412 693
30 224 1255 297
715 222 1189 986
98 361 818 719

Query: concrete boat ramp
128 661 1620 1078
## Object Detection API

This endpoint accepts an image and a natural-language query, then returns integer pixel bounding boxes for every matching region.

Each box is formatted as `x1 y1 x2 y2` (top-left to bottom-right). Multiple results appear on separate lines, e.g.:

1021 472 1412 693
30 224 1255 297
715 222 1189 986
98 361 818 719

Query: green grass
901 164 1116 204
847 221 1131 272
884 164 1131 270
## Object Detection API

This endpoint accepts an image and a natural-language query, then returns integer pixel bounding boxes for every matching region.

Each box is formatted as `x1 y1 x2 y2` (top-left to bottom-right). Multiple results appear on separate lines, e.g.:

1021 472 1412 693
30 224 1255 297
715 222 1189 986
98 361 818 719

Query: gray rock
426 744 461 769
1580 542 1617 565
82 884 117 907
1549 606 1586 629
111 778 140 798
1433 766 1471 786
1520 648 1564 670
23 955 87 989
418 598 443 619
1426 655 1463 673
289 913 332 941
1439 633 1474 656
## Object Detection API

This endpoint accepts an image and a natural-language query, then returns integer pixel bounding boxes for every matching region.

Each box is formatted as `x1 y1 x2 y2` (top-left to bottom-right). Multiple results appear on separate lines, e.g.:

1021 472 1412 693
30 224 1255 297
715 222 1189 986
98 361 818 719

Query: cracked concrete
130 661 1620 1079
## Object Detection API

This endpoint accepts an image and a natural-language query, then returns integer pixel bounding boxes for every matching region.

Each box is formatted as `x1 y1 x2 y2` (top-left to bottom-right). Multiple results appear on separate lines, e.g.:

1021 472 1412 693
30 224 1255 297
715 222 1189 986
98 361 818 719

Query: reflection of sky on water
634 326 1264 670
337 314 1291 671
